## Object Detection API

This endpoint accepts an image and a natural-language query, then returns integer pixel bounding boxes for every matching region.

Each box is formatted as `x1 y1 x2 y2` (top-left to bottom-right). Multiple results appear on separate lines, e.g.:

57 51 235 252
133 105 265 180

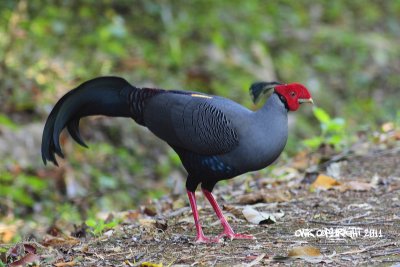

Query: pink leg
187 190 220 243
202 189 255 240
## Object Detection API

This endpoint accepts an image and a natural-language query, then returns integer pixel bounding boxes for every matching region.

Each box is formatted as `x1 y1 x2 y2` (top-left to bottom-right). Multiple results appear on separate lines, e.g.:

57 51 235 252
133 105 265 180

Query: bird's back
142 92 251 155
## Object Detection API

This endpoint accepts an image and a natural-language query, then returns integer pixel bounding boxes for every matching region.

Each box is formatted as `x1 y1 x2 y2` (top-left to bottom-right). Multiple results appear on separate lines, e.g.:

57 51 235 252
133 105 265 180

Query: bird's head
250 81 313 111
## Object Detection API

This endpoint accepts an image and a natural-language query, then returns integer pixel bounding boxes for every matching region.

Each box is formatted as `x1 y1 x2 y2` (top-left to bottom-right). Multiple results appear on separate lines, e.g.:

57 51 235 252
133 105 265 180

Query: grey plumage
41 77 288 191
144 94 239 155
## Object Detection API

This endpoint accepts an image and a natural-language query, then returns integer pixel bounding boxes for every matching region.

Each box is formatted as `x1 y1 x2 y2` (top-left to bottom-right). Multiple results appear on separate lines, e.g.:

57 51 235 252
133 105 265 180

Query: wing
142 93 239 155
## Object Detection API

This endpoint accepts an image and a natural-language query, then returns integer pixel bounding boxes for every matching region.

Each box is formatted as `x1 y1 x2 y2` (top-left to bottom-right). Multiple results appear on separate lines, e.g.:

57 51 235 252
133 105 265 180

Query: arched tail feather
67 118 88 148
41 76 137 165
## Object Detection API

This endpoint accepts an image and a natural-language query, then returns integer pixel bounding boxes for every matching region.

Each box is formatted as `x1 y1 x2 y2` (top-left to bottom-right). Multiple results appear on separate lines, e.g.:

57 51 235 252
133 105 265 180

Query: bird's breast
222 109 289 173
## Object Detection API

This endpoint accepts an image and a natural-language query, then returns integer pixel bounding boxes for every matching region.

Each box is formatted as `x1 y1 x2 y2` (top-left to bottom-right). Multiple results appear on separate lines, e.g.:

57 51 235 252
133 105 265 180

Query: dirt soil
2 146 400 266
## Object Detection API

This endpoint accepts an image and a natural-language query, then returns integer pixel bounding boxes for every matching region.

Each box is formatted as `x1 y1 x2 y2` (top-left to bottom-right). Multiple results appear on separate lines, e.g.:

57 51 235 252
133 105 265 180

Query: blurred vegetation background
0 0 399 241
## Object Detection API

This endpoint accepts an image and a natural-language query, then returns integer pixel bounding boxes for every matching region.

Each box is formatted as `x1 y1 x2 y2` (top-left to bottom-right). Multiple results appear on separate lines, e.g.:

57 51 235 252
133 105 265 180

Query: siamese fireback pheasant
41 77 313 243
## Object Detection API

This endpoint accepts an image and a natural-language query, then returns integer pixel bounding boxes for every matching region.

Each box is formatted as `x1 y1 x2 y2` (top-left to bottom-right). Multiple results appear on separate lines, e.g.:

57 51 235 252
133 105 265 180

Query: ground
2 143 399 266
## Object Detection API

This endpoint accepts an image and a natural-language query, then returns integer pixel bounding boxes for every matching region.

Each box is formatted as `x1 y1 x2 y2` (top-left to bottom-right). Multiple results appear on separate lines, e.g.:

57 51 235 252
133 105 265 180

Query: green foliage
85 217 120 236
0 115 18 130
56 203 82 223
303 107 347 149
1 0 399 119
0 172 47 208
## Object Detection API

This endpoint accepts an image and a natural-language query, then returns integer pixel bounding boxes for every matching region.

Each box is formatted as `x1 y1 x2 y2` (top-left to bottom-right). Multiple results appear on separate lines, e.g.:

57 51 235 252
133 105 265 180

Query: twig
245 253 266 267
308 220 395 226
320 149 352 168
337 241 396 256
103 251 130 258
363 147 400 158
371 248 400 258
166 207 191 218
340 212 371 224
265 239 309 244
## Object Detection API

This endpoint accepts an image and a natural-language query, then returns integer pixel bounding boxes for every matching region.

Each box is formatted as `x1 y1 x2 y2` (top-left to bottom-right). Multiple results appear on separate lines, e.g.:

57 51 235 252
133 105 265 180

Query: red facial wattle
274 83 313 111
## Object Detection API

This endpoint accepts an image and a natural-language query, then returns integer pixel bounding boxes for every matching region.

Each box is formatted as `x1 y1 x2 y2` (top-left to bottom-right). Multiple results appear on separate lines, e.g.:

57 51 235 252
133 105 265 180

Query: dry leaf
172 198 186 210
0 223 19 243
138 218 156 227
246 253 266 266
242 206 284 224
143 205 157 216
238 191 265 204
288 246 324 263
80 244 89 253
21 244 36 254
8 243 37 258
9 253 40 267
223 204 244 219
238 190 291 204
55 261 76 267
292 150 310 170
124 260 134 266
310 174 341 190
394 130 400 140
154 218 168 231
140 262 163 267
47 225 62 237
120 210 141 222
337 181 374 192
381 122 394 132
103 229 114 237
42 235 80 247
264 190 291 203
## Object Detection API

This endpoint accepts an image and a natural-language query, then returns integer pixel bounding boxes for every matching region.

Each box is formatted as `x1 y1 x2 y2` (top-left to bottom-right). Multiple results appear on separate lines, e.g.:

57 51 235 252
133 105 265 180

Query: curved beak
298 98 314 104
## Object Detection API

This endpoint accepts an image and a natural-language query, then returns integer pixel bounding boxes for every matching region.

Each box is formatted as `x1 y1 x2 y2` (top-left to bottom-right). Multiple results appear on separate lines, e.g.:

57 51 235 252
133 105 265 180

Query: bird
41 77 313 243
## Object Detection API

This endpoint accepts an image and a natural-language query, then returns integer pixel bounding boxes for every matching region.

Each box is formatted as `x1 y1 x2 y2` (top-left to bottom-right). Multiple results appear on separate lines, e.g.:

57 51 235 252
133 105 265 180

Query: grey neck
258 93 288 114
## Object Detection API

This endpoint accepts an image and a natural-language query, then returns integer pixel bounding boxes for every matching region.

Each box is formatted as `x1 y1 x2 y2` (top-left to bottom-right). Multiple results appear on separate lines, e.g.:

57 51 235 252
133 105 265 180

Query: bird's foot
218 231 255 241
194 234 221 243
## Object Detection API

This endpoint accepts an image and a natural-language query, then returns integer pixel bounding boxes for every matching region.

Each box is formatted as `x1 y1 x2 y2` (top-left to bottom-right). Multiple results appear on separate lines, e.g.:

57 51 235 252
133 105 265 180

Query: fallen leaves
223 204 245 219
246 253 265 266
237 189 291 204
9 252 40 267
274 245 326 264
54 261 76 267
139 262 163 267
237 191 265 204
6 243 40 267
310 174 341 190
0 222 19 243
337 181 375 192
288 245 321 257
308 173 377 192
242 206 284 225
42 235 80 247
377 121 400 144
287 246 324 263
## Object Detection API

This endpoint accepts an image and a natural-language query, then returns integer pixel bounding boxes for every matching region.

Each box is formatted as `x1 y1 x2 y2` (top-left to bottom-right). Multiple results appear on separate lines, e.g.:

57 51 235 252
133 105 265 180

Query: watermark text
294 227 383 239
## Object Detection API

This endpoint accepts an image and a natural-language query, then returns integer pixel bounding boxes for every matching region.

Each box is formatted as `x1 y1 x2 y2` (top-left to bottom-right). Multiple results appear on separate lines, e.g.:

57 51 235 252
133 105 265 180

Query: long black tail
41 76 138 166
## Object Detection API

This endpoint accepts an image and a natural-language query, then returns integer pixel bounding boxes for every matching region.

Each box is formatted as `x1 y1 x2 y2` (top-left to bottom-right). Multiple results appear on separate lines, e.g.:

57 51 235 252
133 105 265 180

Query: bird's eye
290 91 296 97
